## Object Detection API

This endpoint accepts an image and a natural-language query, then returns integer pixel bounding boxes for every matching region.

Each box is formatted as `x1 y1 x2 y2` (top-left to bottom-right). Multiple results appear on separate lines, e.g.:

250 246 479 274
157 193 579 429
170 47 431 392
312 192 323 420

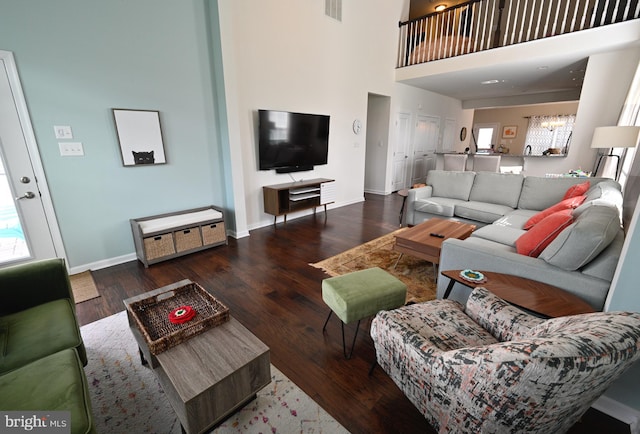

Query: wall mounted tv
258 109 330 173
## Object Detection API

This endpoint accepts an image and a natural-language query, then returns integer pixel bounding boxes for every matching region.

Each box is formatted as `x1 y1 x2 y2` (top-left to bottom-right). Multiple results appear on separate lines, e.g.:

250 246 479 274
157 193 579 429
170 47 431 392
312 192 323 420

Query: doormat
70 271 101 303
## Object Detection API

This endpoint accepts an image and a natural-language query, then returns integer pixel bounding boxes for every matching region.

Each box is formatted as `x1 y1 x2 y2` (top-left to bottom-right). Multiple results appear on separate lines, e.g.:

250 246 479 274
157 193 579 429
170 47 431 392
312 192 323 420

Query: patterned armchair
371 287 640 434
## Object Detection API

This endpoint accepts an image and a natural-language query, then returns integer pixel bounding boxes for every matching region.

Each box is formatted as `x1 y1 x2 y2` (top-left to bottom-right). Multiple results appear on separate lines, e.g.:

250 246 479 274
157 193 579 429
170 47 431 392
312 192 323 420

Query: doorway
364 93 392 194
410 114 438 186
0 51 64 267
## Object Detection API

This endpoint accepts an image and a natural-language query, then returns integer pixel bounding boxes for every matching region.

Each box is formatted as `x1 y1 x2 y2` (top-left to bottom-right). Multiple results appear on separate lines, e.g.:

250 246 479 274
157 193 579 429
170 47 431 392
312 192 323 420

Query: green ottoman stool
322 267 407 359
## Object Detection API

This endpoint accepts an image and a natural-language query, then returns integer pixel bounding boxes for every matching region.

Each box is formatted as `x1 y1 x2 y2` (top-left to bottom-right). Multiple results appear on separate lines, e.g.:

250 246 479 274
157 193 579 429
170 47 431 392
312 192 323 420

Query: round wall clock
460 127 467 141
352 119 362 135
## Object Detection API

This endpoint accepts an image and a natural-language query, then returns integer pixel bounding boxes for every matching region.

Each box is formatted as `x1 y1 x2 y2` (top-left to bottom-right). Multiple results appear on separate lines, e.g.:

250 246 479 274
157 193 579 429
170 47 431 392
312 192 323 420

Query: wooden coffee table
393 218 476 272
124 280 271 434
441 270 595 317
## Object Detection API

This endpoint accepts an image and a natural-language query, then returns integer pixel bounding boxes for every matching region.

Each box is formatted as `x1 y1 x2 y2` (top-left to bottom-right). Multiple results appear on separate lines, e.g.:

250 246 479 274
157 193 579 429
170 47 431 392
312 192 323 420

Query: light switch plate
54 125 73 139
59 142 84 156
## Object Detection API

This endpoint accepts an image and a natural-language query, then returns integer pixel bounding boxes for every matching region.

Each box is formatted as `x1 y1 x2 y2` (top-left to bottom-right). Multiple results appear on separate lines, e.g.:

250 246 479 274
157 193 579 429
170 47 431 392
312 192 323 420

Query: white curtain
524 115 576 155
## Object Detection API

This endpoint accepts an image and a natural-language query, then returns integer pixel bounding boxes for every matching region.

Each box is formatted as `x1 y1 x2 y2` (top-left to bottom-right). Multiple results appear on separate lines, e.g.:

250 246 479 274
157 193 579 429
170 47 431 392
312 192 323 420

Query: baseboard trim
592 395 640 434
363 188 390 195
247 198 364 231
70 200 368 273
69 252 137 274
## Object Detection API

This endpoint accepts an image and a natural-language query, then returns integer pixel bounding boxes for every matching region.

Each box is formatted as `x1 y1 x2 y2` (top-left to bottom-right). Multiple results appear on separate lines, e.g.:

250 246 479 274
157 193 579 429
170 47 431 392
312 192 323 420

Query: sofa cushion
455 201 514 224
0 348 94 434
471 225 525 247
580 230 624 281
516 209 574 257
493 209 538 229
465 287 545 342
518 177 604 211
585 180 622 201
0 299 83 374
562 180 590 200
426 170 476 201
372 299 498 353
414 197 466 217
539 205 621 270
523 195 586 230
468 172 524 208
574 180 623 218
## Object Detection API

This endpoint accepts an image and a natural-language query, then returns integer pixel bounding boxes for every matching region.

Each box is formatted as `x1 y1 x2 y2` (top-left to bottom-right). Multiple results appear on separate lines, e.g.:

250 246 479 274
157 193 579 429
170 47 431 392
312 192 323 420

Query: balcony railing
398 0 640 67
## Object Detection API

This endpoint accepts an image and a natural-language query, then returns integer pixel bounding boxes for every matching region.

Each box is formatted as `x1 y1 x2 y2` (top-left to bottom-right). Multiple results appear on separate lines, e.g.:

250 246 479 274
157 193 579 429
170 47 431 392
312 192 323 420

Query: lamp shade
590 126 640 149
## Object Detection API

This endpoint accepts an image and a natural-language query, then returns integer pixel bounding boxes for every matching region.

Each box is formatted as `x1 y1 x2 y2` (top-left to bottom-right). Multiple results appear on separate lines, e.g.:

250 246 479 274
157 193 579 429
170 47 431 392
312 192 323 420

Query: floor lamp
591 126 640 179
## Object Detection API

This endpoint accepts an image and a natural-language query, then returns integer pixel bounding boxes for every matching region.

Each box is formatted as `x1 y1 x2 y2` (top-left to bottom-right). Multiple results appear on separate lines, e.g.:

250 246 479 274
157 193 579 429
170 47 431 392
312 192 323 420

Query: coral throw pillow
516 209 574 257
523 195 586 230
562 181 590 200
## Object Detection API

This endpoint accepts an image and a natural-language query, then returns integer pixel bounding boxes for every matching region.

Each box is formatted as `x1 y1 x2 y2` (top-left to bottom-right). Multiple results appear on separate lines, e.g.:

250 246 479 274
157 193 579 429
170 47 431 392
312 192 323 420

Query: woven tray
127 282 229 355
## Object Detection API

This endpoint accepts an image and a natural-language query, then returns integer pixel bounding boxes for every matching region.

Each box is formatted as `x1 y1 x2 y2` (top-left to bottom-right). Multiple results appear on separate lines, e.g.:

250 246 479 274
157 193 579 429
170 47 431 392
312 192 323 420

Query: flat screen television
258 109 330 173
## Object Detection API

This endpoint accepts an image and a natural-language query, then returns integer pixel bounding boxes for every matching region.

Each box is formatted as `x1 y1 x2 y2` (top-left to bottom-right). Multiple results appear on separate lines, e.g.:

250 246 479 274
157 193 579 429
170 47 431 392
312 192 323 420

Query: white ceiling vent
325 0 342 22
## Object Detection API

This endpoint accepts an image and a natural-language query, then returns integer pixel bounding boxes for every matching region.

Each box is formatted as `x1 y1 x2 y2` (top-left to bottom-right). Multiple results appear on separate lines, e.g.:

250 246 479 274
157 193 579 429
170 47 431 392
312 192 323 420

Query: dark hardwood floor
76 193 629 434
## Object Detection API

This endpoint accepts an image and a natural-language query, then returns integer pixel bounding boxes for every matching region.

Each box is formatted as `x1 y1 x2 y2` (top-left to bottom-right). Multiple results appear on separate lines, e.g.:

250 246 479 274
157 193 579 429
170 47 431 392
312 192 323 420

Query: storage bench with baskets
130 205 227 267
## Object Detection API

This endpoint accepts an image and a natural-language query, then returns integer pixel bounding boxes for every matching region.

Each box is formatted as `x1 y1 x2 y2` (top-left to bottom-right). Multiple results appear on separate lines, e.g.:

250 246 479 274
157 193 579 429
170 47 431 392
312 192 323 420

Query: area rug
310 228 436 304
80 311 349 434
70 270 100 303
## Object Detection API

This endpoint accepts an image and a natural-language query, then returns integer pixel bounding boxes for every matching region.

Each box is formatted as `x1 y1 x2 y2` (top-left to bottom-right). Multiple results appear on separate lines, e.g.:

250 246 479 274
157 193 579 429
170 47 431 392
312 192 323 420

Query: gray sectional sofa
405 170 624 310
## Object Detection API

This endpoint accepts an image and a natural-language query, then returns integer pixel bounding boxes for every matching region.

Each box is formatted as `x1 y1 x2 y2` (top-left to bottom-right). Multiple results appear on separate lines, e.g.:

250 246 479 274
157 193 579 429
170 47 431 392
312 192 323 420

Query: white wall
218 0 407 229
388 83 467 189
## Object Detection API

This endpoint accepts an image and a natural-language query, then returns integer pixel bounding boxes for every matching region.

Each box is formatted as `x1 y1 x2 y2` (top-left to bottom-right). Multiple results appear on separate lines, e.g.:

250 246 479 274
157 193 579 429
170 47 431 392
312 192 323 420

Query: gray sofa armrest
406 186 432 226
437 238 610 310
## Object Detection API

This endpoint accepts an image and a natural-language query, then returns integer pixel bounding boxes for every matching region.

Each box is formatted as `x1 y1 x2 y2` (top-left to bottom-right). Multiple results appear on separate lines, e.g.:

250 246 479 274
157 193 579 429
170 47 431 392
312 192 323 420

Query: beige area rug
81 311 349 433
310 228 436 304
69 271 101 303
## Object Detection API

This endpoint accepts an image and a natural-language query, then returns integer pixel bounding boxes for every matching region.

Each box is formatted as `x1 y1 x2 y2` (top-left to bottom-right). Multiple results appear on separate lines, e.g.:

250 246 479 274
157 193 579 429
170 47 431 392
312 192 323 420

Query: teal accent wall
0 1 230 267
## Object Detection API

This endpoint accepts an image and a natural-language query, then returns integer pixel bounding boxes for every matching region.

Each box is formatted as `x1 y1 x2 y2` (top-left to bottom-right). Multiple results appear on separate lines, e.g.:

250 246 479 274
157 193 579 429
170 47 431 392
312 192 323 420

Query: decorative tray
460 269 487 284
126 281 229 355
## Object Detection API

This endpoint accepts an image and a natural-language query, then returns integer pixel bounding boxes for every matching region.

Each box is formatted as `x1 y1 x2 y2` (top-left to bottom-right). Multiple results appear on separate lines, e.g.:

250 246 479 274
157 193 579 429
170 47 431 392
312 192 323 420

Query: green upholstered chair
322 267 407 359
0 348 95 434
0 258 95 434
0 258 87 373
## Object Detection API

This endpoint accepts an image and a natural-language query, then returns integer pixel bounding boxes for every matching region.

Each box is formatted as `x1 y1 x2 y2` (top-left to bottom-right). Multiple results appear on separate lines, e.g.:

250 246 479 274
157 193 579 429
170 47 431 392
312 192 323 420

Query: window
472 123 499 151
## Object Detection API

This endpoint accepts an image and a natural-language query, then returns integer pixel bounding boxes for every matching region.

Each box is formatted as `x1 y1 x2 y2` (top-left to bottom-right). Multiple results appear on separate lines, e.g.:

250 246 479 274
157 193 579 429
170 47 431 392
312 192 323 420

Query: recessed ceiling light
435 4 447 11
537 66 549 70
481 79 500 84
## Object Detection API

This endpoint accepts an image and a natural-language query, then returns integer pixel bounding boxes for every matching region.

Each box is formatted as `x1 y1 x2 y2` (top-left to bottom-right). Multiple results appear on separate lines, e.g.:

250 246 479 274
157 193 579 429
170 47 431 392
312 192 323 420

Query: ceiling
409 0 469 19
400 54 588 103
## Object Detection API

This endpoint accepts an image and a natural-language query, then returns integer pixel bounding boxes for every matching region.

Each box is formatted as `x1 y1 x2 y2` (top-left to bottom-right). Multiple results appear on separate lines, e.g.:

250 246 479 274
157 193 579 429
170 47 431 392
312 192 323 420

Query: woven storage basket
143 233 175 260
127 282 229 354
174 227 202 252
202 222 226 245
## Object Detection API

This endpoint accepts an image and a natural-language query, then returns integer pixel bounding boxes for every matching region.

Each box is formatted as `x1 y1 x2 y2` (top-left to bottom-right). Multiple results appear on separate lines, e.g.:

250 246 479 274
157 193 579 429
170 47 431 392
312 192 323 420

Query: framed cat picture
112 109 167 166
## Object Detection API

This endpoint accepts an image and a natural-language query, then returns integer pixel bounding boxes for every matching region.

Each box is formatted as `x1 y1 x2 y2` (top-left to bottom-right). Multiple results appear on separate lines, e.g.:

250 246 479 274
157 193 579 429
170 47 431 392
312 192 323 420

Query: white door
0 51 62 266
391 112 411 191
411 115 439 186
442 118 456 152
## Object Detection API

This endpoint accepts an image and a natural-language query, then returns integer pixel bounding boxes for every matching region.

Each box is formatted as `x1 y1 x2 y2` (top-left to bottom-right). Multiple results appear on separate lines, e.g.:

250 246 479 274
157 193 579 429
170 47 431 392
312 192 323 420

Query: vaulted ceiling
409 0 469 19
